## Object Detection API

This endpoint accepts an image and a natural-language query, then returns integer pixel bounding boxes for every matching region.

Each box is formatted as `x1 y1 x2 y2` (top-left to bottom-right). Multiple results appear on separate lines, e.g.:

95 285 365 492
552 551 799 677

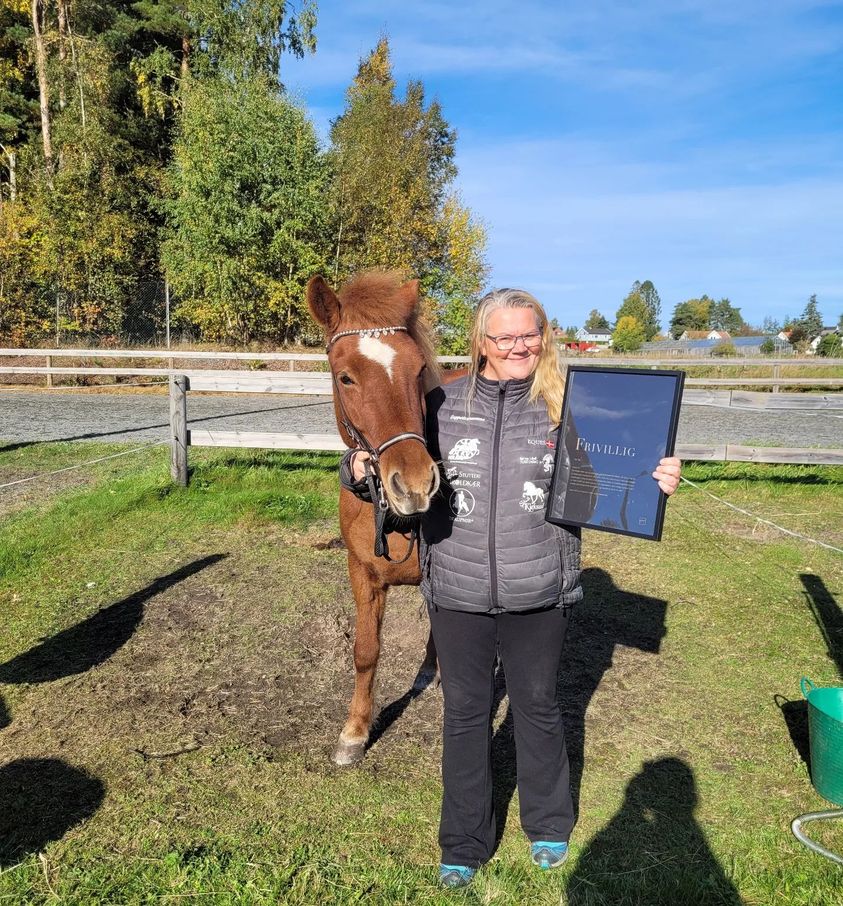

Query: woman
342 289 681 887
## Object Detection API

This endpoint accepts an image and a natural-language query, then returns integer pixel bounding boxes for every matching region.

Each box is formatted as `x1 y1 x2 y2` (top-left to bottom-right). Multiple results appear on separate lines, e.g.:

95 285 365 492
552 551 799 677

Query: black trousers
428 603 575 867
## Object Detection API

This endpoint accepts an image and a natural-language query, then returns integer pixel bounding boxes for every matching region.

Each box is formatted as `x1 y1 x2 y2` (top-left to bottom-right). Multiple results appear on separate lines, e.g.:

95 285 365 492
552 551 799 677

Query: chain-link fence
49 280 199 349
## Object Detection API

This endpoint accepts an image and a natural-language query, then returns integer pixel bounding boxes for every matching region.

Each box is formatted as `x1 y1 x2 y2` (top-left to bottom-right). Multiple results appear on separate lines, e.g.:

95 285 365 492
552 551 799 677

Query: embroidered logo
519 481 546 512
542 454 554 473
450 489 476 517
447 438 480 461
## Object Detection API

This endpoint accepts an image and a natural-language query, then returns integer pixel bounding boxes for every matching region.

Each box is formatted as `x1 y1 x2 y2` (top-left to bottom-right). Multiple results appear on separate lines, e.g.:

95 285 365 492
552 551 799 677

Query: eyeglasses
485 332 543 351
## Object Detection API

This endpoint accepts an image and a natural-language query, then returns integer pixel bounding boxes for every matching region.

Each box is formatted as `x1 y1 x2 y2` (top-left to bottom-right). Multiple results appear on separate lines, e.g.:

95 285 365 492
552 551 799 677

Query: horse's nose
390 471 408 498
428 463 439 496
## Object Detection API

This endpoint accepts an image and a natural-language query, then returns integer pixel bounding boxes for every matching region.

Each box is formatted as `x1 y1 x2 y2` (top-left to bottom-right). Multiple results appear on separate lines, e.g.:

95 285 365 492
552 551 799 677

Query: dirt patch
0 528 675 789
0 532 442 774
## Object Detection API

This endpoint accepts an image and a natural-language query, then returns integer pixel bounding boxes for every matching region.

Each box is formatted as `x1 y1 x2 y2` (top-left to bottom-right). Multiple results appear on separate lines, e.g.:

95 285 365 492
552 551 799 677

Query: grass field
0 442 841 904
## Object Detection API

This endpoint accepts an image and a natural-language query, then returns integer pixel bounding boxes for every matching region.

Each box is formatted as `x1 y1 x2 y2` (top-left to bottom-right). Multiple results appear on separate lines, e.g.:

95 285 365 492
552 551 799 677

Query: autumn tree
612 315 645 352
584 309 610 331
669 296 713 338
616 282 659 340
435 195 488 354
329 38 456 283
163 76 329 344
328 37 485 345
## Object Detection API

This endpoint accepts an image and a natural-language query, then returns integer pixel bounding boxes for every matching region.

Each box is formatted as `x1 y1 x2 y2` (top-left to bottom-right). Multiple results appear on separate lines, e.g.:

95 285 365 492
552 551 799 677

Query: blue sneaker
530 840 569 869
439 864 476 888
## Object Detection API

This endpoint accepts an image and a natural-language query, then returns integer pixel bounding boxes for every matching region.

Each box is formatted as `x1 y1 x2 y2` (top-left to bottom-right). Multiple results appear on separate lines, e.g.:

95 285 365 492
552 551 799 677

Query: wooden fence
166 373 843 485
2 347 842 393
0 348 839 471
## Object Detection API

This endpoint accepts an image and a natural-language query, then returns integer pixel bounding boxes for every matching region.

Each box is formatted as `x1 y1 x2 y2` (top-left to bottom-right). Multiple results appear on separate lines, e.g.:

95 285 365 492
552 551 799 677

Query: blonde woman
344 289 681 887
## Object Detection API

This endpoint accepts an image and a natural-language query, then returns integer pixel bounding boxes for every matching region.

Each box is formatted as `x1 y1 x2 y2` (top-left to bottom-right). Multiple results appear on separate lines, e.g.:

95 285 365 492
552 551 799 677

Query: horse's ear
307 275 341 332
395 278 420 318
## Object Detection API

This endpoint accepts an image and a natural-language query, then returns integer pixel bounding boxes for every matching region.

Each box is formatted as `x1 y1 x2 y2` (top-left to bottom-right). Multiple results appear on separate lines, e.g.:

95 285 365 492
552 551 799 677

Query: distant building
642 335 791 357
678 329 731 341
564 327 613 352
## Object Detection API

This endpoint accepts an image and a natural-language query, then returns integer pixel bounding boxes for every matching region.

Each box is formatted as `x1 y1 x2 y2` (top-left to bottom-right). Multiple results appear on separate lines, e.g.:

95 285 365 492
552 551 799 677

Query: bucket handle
801 677 815 699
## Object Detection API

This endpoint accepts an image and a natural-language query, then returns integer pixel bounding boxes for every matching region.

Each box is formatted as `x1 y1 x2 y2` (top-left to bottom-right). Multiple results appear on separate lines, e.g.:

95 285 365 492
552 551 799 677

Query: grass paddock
0 442 841 904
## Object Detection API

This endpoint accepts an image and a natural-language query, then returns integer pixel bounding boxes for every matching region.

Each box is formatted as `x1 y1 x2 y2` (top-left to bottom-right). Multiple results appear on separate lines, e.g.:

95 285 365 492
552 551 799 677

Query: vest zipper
488 382 506 612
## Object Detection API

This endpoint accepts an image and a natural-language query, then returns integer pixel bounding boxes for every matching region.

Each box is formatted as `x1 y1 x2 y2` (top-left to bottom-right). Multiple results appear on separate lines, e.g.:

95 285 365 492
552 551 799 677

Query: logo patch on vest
450 488 476 517
448 438 480 461
519 481 546 512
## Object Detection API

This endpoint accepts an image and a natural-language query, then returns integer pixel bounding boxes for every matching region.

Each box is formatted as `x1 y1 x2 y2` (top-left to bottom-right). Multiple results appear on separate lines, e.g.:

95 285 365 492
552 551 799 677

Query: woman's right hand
350 450 371 481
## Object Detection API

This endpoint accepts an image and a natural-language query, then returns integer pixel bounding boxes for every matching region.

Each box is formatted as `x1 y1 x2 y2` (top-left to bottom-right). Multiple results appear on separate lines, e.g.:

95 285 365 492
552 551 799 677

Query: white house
574 327 613 347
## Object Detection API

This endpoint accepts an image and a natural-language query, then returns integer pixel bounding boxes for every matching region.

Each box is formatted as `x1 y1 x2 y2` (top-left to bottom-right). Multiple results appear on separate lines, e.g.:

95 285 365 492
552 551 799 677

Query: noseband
327 326 427 563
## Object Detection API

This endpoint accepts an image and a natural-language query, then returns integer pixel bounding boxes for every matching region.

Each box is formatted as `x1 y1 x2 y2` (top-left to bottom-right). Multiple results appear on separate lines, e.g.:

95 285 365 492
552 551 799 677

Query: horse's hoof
412 667 438 693
332 740 366 766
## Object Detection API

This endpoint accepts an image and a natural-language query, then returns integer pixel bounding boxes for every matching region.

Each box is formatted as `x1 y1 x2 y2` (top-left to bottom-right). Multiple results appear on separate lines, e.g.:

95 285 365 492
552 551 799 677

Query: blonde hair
468 288 565 425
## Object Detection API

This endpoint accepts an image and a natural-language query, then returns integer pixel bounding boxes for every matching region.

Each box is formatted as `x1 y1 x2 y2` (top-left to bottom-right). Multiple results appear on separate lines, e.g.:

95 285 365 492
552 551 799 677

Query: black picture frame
545 366 685 541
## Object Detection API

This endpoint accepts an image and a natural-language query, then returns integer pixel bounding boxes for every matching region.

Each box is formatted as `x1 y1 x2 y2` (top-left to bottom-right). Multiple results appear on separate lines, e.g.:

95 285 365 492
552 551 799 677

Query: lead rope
363 459 418 563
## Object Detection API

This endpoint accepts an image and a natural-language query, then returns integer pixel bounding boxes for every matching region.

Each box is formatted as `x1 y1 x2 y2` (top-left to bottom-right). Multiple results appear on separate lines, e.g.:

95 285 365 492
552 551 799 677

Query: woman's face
480 307 543 382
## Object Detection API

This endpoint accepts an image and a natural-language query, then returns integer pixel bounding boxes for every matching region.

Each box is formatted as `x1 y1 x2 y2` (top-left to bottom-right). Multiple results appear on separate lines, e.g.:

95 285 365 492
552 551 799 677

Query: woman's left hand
653 456 682 496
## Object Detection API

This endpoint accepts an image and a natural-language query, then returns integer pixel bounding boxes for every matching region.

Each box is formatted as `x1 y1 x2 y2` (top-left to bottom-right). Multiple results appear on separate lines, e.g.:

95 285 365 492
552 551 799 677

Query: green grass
1 446 842 904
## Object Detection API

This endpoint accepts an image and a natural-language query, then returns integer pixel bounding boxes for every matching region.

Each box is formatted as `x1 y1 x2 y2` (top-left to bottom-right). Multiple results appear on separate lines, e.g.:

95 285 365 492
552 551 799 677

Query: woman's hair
468 288 565 425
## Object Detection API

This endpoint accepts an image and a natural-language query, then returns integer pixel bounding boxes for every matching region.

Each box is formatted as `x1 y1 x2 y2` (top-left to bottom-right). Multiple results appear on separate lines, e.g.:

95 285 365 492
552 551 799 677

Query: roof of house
682 330 711 339
577 327 612 338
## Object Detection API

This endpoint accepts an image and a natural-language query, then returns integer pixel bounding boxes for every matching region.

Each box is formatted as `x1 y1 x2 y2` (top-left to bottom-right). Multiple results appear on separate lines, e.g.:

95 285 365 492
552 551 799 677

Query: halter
327 325 428 563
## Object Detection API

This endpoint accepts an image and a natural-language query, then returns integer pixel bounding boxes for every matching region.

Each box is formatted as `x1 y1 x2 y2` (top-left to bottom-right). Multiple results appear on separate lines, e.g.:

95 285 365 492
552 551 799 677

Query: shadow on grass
0 554 226 685
490 567 668 846
367 637 438 751
776 694 811 774
0 758 105 867
565 758 743 905
0 693 8 730
801 573 842 678
775 573 842 776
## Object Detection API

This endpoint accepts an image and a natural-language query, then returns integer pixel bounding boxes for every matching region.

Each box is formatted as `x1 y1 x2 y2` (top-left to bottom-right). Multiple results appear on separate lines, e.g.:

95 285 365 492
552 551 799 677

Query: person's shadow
491 566 668 846
0 554 226 688
565 758 743 905
0 759 105 867
775 572 842 778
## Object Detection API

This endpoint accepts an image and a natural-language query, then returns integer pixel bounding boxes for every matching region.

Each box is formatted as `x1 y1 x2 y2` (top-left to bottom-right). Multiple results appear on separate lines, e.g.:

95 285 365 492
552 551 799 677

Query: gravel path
0 389 841 449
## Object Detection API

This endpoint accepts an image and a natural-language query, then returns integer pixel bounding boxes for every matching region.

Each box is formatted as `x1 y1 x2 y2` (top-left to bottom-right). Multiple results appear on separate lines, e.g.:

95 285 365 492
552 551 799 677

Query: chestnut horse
307 272 446 766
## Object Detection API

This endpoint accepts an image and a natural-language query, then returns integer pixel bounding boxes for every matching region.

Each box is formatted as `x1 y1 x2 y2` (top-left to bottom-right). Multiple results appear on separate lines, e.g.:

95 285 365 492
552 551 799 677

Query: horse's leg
333 553 387 766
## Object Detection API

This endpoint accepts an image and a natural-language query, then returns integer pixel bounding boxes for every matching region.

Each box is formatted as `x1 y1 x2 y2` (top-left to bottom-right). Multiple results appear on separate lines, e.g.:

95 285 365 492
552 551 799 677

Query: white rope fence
680 475 843 555
0 441 167 491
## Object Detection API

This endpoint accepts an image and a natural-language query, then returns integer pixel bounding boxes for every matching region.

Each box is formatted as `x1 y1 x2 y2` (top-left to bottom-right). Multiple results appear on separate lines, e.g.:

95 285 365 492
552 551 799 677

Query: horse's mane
338 271 442 385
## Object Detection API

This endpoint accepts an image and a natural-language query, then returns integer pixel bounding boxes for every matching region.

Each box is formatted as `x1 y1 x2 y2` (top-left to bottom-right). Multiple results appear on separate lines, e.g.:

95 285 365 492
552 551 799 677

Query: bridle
326 325 428 563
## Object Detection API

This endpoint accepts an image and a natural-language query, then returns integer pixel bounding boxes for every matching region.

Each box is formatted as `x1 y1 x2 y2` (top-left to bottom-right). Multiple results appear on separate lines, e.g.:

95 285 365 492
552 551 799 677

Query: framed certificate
546 366 685 541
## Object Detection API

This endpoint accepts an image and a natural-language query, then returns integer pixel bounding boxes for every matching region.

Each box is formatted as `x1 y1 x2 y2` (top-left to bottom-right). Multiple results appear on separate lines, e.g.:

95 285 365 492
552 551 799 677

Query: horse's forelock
337 272 442 383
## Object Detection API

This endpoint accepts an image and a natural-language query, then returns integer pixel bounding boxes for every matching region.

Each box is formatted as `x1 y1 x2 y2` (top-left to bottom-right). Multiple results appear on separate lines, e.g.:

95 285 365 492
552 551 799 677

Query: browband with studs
326 326 408 351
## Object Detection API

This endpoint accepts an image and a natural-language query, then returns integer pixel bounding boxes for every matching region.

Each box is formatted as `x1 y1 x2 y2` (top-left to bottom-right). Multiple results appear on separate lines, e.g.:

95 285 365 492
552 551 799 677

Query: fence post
170 374 189 486
46 354 52 388
773 363 781 394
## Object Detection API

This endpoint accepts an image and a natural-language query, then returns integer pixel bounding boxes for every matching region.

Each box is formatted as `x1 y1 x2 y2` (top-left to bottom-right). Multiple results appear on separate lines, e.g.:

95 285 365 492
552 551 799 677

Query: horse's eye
339 374 354 386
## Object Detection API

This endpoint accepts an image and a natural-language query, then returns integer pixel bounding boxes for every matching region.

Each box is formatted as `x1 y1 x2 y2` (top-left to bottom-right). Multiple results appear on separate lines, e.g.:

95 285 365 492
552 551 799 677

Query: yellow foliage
0 0 29 16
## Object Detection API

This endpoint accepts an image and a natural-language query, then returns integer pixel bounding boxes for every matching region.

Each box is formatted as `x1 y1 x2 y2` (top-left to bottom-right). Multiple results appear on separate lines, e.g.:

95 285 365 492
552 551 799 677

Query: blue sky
283 1 843 332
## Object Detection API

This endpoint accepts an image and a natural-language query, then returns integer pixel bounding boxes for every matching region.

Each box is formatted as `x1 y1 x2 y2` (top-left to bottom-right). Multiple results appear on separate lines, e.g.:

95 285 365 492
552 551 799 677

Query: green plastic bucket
801 677 843 806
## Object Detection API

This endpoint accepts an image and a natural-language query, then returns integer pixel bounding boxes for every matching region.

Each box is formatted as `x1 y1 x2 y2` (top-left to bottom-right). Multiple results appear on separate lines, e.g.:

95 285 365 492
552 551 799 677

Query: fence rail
2 345 842 393
163 373 843 484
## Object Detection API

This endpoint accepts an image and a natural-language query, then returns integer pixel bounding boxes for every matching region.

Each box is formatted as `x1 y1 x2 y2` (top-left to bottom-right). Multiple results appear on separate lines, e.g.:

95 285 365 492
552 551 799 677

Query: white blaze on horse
307 272 448 766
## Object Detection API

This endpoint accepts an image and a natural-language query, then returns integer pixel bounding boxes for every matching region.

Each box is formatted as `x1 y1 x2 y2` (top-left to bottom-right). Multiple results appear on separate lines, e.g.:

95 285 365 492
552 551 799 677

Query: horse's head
307 272 441 516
